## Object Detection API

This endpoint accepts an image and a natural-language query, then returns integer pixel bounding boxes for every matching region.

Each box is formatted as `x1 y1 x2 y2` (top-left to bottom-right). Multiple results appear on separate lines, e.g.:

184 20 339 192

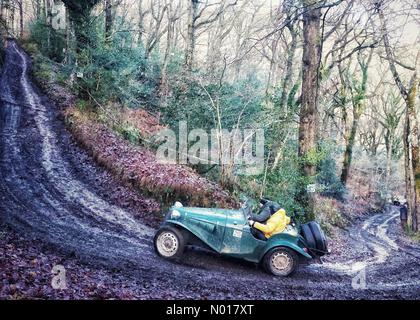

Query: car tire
154 226 186 260
308 221 328 256
300 223 316 251
263 247 298 277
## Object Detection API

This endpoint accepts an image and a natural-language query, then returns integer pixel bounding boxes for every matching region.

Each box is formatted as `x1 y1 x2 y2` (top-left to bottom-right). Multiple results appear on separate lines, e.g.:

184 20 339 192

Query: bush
163 74 263 133
29 18 66 62
317 141 345 198
314 195 348 234
239 142 305 220
71 21 160 110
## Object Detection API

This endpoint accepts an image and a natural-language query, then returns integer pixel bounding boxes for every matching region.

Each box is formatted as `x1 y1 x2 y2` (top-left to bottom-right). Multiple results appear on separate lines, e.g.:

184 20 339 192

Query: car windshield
242 204 252 219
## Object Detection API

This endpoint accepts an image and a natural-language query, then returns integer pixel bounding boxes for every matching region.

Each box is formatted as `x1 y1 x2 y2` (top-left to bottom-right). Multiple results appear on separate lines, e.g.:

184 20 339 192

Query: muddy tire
154 226 186 260
309 221 328 256
263 247 298 277
300 224 316 250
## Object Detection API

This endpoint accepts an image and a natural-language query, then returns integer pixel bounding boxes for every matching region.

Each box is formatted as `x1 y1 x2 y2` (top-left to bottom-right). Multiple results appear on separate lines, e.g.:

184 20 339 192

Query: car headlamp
171 209 181 219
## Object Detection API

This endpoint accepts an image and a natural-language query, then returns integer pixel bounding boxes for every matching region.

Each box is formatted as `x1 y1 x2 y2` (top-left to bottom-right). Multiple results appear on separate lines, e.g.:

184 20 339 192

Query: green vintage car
153 202 328 276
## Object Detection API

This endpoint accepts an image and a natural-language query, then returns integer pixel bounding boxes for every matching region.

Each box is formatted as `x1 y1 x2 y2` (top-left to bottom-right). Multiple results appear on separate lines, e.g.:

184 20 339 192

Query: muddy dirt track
0 41 419 299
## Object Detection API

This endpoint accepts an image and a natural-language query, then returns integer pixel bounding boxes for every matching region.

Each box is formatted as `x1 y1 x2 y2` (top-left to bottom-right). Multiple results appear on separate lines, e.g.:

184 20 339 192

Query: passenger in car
249 207 291 240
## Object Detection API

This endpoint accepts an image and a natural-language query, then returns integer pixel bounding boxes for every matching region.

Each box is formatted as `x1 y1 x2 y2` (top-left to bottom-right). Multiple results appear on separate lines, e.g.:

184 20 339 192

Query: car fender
259 233 312 261
163 220 221 253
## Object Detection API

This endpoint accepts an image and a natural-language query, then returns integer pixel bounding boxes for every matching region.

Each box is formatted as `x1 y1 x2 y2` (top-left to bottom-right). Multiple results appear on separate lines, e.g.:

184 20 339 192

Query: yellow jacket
253 208 290 239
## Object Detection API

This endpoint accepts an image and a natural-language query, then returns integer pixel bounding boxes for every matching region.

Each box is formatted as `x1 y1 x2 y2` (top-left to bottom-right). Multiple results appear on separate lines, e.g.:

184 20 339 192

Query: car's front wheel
263 247 298 277
154 226 186 260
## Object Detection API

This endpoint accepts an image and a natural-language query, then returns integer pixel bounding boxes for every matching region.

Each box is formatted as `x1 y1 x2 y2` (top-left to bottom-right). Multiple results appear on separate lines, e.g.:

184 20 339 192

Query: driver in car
251 198 281 222
249 202 290 240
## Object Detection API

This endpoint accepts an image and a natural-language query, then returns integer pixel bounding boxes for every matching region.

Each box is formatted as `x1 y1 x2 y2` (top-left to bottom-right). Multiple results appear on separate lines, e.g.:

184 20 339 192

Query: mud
0 41 419 299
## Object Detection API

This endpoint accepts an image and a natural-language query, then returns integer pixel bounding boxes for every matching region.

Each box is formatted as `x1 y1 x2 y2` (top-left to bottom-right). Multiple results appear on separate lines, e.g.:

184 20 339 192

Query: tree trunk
340 52 372 185
341 115 359 185
160 3 175 105
35 0 41 20
279 1 298 113
61 0 101 56
279 22 298 112
9 1 14 35
385 133 393 192
185 0 198 71
265 37 279 97
104 0 113 43
298 0 322 220
378 1 419 231
408 79 419 231
45 0 52 51
137 0 144 45
18 0 23 38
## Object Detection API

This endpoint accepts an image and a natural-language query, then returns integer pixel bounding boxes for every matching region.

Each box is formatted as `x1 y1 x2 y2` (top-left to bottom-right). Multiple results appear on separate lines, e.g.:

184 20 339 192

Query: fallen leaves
64 107 237 209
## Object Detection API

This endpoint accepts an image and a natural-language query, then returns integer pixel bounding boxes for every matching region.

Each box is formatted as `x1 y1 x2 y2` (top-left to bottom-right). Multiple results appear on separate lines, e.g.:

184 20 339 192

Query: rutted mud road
0 41 419 299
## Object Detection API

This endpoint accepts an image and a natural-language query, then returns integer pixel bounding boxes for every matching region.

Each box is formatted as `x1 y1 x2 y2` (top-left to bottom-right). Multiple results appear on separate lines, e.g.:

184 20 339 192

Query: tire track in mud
311 209 420 290
1 41 154 268
0 40 419 299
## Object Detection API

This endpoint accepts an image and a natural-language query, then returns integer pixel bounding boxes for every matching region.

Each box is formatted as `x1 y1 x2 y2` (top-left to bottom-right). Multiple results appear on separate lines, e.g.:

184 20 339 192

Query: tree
61 0 101 55
377 0 419 231
104 0 113 43
160 0 182 104
16 0 22 37
278 0 300 112
184 0 238 71
340 48 373 185
298 0 323 219
143 0 168 59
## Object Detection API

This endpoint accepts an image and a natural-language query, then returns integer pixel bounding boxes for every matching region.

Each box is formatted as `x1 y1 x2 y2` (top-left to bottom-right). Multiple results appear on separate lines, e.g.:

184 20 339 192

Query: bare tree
160 0 182 104
184 0 238 71
376 0 419 231
340 48 374 185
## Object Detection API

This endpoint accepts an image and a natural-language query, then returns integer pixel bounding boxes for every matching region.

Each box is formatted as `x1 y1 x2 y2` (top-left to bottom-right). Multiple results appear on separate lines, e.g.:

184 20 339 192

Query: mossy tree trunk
340 50 373 185
408 79 419 231
104 0 113 44
185 0 199 71
61 0 100 56
298 0 322 220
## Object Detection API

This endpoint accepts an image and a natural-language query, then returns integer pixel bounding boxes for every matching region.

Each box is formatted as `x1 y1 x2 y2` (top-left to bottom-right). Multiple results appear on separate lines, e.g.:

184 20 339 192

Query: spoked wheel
264 247 298 277
154 226 186 259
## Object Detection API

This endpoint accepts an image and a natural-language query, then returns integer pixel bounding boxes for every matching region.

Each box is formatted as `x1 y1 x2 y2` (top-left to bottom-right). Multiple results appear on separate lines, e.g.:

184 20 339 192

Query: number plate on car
233 230 242 238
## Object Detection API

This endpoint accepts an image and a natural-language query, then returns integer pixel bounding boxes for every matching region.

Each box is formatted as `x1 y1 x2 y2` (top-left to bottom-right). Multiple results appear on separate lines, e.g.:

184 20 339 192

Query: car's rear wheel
154 226 186 259
263 247 298 277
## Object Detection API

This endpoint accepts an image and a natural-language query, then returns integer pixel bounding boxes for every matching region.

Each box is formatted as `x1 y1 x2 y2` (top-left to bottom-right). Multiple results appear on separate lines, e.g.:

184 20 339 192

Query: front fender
259 233 312 261
162 220 221 253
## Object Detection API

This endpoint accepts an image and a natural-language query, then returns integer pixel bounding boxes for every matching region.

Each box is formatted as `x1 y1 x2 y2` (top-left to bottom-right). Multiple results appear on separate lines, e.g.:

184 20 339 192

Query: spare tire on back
308 221 328 256
300 221 328 257
300 224 316 251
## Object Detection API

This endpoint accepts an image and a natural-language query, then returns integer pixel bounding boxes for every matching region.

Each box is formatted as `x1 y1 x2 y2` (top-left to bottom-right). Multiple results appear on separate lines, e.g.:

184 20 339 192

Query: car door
220 210 248 254
183 207 228 252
